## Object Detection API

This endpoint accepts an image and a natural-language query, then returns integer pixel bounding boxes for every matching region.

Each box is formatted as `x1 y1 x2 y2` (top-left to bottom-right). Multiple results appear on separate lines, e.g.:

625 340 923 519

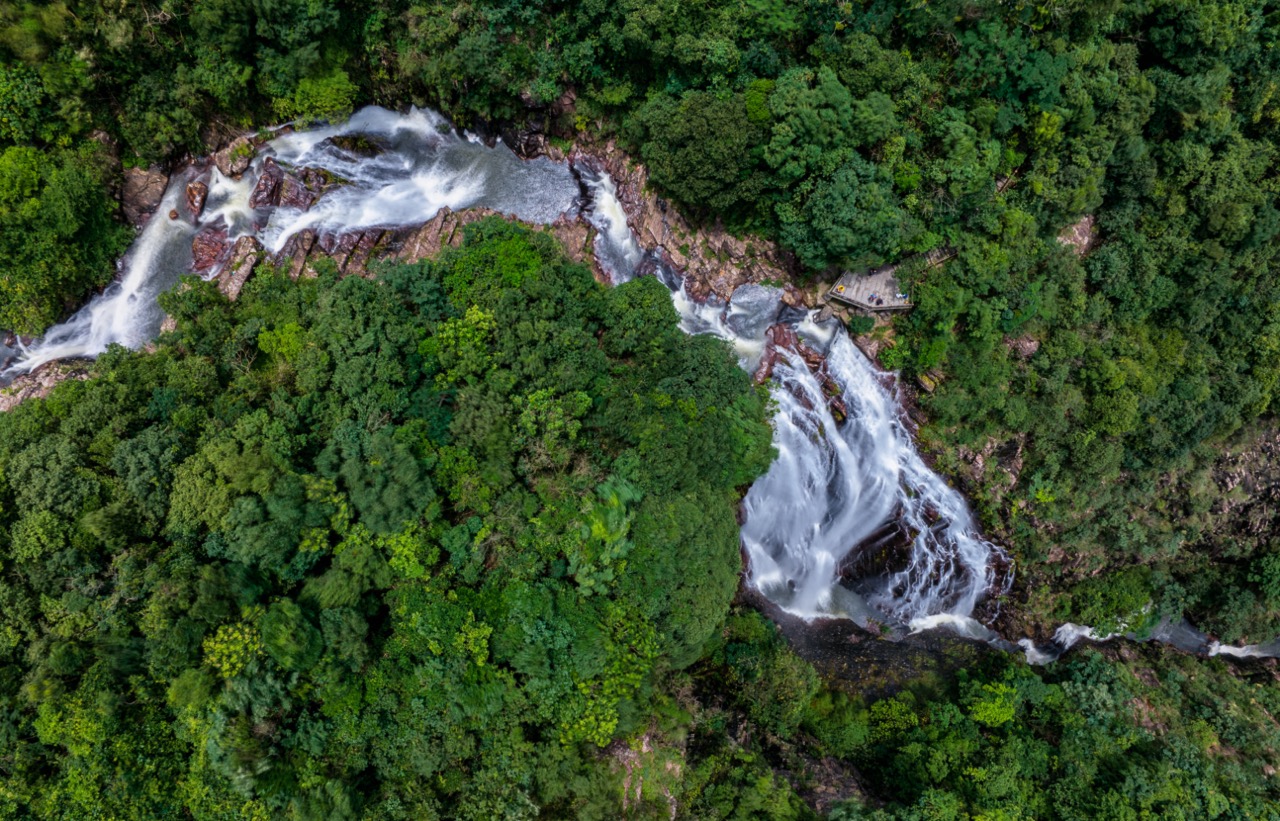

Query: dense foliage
0 143 127 334
695 615 1280 821
5 1 1280 816
7 0 1280 638
0 221 776 817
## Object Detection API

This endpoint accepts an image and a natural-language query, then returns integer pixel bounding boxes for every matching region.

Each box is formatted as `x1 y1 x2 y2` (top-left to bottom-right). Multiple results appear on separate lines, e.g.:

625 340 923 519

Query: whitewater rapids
10 105 1270 664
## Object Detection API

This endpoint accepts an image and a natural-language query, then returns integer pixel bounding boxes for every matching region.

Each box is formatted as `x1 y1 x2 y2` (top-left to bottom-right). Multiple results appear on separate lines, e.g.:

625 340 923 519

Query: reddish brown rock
328 233 361 271
278 174 315 210
191 227 228 270
186 180 208 218
249 157 283 208
396 207 511 264
344 230 383 276
397 209 455 263
754 324 800 384
782 284 811 309
280 230 317 279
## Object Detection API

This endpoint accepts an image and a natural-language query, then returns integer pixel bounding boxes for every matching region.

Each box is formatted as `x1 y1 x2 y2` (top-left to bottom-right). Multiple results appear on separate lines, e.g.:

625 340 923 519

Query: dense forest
3 221 1277 819
5 0 1280 817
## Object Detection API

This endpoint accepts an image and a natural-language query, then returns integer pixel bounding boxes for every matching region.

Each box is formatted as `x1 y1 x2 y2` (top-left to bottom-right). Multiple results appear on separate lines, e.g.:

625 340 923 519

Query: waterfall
9 105 1273 665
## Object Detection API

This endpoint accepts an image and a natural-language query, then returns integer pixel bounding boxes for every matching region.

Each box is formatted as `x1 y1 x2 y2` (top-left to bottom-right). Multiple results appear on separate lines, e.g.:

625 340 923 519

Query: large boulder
248 157 284 209
215 136 254 178
278 174 315 210
121 167 169 227
186 180 209 218
753 323 799 385
191 226 228 270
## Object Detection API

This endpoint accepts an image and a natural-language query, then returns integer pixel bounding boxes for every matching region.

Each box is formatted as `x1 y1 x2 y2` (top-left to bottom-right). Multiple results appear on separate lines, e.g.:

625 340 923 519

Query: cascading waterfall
5 106 1275 665
577 165 1009 630
3 106 577 379
3 169 200 376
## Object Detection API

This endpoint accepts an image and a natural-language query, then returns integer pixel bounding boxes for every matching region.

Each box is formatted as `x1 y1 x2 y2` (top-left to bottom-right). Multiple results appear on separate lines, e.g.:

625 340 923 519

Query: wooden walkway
823 248 955 312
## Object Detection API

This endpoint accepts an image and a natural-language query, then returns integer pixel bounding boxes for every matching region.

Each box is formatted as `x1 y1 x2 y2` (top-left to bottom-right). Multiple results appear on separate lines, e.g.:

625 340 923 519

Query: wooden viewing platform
823 248 955 312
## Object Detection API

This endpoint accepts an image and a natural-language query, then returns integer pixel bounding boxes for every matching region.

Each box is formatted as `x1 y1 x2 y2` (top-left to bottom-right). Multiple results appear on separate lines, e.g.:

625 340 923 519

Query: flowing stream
3 106 1273 664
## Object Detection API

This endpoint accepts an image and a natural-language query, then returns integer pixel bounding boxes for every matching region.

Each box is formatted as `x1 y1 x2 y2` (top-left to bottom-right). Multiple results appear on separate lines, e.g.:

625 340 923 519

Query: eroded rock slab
122 167 169 228
0 362 90 412
218 236 262 300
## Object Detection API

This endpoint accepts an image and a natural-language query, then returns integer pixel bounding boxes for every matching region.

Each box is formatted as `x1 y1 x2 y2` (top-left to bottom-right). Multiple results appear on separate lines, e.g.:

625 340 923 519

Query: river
1 106 1269 665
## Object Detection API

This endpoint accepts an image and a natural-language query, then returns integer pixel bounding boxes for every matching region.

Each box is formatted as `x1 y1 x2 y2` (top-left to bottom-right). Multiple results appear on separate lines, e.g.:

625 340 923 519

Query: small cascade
3 168 202 376
577 166 645 284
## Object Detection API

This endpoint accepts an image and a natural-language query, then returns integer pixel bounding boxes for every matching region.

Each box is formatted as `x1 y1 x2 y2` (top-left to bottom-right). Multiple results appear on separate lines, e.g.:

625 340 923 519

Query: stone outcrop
548 214 593 269
752 323 848 424
249 156 284 208
396 207 506 263
186 180 208 218
281 230 318 279
218 236 262 300
191 226 228 271
215 136 254 178
1058 214 1096 256
568 143 799 304
323 135 387 157
0 362 90 412
754 323 799 385
121 167 169 227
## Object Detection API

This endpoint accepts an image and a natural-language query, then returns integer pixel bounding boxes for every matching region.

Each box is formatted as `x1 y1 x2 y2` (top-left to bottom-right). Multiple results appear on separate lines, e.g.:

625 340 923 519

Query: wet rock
217 236 262 300
168 209 180 221
505 124 548 159
838 516 915 582
829 396 849 424
782 284 811 309
754 323 799 385
328 233 361 271
324 134 388 157
278 174 315 210
0 362 91 413
121 167 168 227
215 136 254 178
739 583 994 700
249 156 284 208
191 226 229 270
186 180 209 218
